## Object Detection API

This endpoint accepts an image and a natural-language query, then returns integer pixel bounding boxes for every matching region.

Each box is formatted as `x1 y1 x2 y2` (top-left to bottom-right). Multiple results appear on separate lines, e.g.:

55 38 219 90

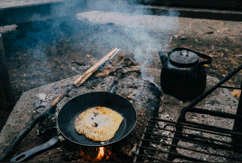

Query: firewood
73 48 120 87
94 55 125 77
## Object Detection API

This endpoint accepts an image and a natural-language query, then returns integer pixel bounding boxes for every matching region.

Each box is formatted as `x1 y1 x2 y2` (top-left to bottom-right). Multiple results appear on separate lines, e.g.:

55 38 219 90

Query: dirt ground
0 13 242 133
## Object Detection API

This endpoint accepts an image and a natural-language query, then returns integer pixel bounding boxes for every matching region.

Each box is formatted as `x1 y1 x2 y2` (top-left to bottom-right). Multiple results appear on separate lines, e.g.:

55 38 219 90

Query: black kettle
159 48 212 101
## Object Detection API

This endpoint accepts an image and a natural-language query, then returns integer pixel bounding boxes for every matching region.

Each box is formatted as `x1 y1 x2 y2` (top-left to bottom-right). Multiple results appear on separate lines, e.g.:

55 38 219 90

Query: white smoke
74 0 179 82
10 0 179 87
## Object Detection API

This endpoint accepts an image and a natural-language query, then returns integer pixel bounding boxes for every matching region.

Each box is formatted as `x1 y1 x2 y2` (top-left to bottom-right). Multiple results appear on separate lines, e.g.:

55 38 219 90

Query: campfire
1 43 242 162
71 146 121 162
1 0 242 161
0 48 162 162
74 147 107 162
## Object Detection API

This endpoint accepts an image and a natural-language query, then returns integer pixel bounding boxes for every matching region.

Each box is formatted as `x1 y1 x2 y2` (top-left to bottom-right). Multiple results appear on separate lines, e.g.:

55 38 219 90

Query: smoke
73 0 179 82
6 0 179 86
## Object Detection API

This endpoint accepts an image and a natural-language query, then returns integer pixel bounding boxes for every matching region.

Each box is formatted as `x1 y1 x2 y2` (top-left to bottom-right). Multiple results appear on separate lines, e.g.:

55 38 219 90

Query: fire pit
0 53 162 162
1 61 240 162
1 53 241 162
1 5 242 161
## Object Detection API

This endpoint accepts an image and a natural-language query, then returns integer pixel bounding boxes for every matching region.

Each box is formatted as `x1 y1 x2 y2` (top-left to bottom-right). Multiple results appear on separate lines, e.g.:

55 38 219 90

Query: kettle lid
169 49 199 66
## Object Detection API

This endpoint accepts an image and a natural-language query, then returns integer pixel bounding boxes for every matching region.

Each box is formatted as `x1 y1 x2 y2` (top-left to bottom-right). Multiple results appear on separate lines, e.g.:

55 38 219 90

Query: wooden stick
73 48 120 87
51 48 120 106
94 55 125 77
50 85 73 106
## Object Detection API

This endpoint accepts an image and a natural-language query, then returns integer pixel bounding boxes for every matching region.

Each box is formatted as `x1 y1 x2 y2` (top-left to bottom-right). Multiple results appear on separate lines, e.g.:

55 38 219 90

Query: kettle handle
170 48 212 65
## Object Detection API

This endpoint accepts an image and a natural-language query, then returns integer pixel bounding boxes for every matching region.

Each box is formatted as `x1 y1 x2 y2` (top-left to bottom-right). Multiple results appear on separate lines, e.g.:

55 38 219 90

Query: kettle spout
158 51 168 64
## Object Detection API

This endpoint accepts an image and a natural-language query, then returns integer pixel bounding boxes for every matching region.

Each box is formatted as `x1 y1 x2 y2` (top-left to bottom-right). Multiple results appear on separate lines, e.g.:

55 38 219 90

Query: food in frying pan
74 106 123 141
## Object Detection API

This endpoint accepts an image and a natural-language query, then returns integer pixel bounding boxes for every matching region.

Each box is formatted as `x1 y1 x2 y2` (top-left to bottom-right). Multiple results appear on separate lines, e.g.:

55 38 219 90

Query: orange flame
74 146 121 162
77 147 106 162
95 147 105 161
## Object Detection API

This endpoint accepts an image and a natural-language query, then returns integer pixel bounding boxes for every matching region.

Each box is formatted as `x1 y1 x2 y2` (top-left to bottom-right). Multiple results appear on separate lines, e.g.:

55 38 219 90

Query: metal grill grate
134 64 242 162
134 118 242 162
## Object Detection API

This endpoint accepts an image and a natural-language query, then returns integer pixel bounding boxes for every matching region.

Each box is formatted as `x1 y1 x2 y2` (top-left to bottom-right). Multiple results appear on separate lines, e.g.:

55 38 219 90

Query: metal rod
178 63 242 122
133 121 148 162
137 147 206 162
147 120 237 138
184 120 242 137
144 130 241 152
167 64 242 161
143 130 240 151
137 118 242 162
220 85 242 90
144 125 240 147
186 107 242 120
150 117 242 133
136 64 242 162
140 138 242 161
232 82 242 144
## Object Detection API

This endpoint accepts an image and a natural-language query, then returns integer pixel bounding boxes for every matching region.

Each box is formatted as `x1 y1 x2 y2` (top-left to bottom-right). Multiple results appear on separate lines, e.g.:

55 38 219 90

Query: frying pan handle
10 136 61 162
0 105 56 162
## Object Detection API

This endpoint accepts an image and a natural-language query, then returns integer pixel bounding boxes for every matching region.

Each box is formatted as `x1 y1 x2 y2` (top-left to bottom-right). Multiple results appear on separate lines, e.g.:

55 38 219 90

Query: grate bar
133 122 148 163
144 124 242 148
134 65 242 162
145 121 242 151
144 130 241 152
184 120 242 136
149 118 242 137
186 107 242 122
134 118 242 162
220 85 242 90
140 138 242 161
149 120 231 137
137 146 206 162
